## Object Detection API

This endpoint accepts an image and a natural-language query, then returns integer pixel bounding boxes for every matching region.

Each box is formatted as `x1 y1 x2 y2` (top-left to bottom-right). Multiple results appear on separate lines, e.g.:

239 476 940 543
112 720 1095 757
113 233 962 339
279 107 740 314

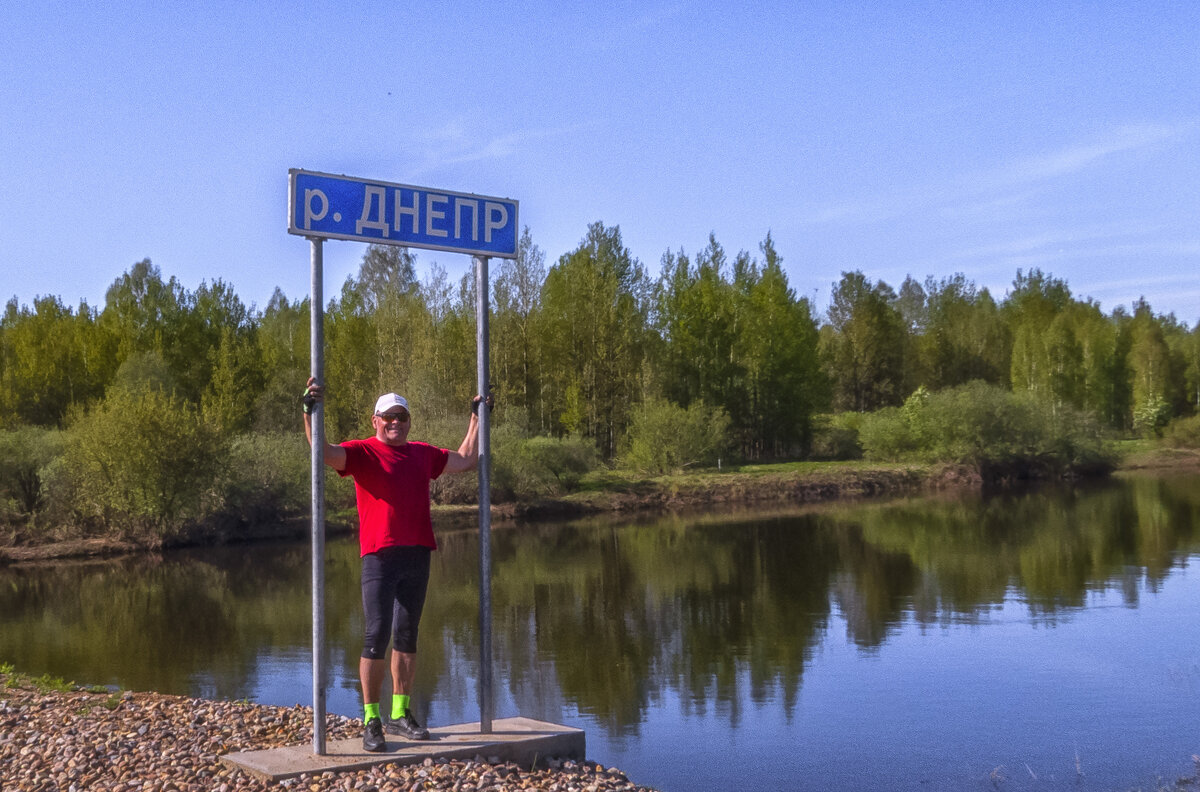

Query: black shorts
360 545 431 659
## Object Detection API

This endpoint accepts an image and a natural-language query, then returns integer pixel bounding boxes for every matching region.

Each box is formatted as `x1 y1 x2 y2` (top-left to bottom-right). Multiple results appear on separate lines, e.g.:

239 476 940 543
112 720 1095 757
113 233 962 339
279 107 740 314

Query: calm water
4 473 1200 791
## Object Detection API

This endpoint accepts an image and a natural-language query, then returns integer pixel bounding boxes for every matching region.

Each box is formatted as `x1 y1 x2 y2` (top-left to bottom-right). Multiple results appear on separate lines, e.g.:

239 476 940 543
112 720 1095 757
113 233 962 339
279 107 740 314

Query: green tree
539 222 650 457
0 296 113 427
652 235 744 426
1071 303 1131 429
0 426 64 517
1128 299 1174 431
98 259 189 386
493 227 546 425
179 278 255 402
824 271 907 412
917 275 1008 390
1006 269 1085 408
1160 312 1196 418
252 289 310 432
1003 268 1073 329
1043 312 1084 410
324 278 380 438
1184 321 1200 413
356 244 418 310
200 325 262 434
736 234 823 456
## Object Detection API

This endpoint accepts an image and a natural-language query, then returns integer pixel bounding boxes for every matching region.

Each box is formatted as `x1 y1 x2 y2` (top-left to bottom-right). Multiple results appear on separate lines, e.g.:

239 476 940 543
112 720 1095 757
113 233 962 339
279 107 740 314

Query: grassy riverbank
0 459 948 564
4 445 1199 566
0 667 656 792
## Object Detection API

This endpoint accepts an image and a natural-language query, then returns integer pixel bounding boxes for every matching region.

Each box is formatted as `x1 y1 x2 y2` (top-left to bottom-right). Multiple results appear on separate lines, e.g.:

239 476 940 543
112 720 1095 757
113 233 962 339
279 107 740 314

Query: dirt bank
0 463 952 564
8 451 1195 566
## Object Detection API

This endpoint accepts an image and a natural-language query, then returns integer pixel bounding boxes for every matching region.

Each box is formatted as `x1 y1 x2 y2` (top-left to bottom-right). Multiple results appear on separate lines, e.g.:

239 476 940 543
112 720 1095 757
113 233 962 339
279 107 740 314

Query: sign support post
289 169 516 753
309 237 327 755
474 255 494 734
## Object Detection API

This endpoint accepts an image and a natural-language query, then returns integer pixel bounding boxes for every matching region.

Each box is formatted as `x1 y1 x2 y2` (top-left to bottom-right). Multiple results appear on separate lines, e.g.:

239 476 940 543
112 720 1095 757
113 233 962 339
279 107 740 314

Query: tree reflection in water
2 473 1199 760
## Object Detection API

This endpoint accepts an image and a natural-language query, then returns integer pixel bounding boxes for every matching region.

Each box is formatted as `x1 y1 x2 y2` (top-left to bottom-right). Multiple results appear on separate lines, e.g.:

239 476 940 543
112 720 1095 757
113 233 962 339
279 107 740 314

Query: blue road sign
288 169 519 258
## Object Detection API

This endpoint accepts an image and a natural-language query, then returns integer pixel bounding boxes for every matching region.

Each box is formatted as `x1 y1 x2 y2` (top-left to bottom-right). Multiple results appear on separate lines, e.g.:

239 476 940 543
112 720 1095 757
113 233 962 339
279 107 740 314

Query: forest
2 221 1199 544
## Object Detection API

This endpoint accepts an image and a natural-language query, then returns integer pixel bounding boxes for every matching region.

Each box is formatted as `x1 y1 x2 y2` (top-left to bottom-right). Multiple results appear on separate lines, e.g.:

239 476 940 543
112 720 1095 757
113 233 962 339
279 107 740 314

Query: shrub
505 435 597 496
215 432 354 526
859 381 1115 476
808 413 863 460
426 417 600 504
620 398 733 475
66 384 226 543
857 406 917 461
1133 395 1172 439
0 426 65 517
1164 415 1200 448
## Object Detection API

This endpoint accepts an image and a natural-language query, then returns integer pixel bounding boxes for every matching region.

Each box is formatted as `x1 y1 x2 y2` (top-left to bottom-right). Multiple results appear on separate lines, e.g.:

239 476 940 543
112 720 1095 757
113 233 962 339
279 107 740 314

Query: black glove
301 387 318 415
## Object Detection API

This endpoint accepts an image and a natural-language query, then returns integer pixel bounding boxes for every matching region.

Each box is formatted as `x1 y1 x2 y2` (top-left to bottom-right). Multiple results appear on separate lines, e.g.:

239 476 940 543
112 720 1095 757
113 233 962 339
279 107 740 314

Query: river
3 471 1200 791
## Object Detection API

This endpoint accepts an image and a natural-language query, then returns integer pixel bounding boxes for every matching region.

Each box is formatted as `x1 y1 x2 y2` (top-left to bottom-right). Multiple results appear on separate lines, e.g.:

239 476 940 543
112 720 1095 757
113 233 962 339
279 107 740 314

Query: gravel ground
0 672 660 791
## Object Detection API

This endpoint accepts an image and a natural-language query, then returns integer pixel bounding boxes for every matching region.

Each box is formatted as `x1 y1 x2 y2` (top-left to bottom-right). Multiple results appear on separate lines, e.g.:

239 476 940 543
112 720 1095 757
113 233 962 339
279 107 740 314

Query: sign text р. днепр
288 169 518 258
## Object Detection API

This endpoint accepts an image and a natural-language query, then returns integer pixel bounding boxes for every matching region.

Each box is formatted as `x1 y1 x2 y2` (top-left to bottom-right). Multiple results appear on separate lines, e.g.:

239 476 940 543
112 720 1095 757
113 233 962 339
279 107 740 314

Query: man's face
373 409 411 445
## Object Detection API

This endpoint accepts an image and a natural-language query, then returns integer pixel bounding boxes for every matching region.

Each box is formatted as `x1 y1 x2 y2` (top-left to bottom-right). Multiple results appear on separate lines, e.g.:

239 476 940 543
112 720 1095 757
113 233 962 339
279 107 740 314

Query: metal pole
310 238 327 755
474 255 493 734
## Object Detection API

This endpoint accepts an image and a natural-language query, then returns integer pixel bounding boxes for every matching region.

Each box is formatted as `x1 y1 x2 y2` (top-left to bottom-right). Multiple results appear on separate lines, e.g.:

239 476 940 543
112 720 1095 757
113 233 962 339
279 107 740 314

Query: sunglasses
377 412 410 423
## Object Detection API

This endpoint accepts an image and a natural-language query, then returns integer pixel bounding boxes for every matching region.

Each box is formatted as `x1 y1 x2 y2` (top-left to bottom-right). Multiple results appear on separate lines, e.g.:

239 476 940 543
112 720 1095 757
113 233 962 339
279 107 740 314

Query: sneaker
385 711 431 741
362 717 386 752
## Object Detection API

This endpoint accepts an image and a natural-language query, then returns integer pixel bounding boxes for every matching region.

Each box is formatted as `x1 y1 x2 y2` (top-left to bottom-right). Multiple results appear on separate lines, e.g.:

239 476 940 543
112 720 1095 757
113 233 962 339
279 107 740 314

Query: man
303 376 487 752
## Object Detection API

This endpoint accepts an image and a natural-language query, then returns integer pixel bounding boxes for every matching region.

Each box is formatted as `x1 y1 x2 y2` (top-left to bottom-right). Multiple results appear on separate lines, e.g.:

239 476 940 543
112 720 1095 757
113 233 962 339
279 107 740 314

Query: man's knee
362 632 390 660
392 628 419 655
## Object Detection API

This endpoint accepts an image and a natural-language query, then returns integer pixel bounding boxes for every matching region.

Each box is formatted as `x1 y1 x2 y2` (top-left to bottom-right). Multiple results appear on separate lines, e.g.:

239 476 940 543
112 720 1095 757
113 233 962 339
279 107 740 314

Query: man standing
303 376 486 752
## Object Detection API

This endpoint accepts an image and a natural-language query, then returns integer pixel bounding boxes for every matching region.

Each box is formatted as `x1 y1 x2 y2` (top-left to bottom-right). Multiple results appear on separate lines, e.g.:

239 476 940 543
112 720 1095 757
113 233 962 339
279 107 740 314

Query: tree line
2 221 1199 539
5 222 1198 442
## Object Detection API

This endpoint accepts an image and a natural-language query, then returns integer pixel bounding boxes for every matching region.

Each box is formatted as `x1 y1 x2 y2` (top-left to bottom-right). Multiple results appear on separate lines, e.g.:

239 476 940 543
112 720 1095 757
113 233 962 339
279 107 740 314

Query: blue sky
3 1 1198 324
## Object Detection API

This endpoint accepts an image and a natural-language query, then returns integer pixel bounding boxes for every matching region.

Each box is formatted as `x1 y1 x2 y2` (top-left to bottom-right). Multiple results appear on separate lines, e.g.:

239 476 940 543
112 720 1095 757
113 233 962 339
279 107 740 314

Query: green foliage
653 234 823 458
1 667 76 693
5 236 1200 549
654 237 742 420
621 398 733 475
31 672 75 693
910 274 1010 391
1164 415 1200 448
506 435 597 495
492 227 547 419
540 222 650 457
216 432 353 526
253 289 309 433
466 409 601 501
66 383 226 542
1133 394 1172 438
856 406 917 461
858 381 1115 475
808 413 864 461
824 271 907 412
0 426 64 517
0 295 113 427
201 326 262 434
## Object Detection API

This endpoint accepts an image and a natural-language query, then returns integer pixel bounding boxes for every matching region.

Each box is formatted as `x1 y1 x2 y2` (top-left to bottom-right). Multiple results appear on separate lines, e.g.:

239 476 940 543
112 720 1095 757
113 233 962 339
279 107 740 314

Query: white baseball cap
373 393 410 415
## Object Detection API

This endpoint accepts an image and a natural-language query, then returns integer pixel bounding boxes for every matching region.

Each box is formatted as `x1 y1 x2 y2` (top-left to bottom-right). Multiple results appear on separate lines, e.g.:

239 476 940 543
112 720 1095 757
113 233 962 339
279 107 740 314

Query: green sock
364 702 380 722
391 694 410 720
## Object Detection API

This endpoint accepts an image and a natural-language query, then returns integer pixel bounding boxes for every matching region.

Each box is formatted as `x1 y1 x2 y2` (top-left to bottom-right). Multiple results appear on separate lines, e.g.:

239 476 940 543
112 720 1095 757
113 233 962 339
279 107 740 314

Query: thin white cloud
992 122 1193 186
797 120 1198 227
409 122 597 175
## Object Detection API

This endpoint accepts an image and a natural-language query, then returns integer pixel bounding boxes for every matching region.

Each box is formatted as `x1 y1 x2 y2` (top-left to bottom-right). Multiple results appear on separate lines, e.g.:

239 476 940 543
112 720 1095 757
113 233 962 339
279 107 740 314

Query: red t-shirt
338 437 450 556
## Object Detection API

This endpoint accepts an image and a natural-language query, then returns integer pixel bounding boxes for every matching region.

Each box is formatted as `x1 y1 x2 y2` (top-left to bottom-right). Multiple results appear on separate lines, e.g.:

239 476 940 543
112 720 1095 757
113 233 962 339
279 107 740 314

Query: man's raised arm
302 377 347 471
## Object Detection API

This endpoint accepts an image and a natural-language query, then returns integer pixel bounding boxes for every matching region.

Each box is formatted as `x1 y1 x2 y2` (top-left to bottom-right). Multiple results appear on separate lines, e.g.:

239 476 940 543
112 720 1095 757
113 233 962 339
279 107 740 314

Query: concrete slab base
220 716 585 782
